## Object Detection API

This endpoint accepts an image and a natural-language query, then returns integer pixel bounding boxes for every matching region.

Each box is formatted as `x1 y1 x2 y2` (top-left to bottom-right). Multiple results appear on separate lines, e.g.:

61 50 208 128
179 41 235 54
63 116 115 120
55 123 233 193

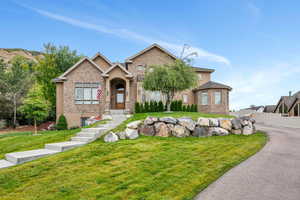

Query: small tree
135 102 140 113
143 60 197 111
158 101 164 112
56 115 68 130
178 100 183 111
20 85 50 135
154 101 158 112
144 102 150 112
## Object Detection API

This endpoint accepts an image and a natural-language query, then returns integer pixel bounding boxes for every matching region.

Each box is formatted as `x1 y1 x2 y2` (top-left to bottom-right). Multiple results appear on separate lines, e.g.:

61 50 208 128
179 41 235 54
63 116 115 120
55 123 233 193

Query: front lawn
0 132 266 200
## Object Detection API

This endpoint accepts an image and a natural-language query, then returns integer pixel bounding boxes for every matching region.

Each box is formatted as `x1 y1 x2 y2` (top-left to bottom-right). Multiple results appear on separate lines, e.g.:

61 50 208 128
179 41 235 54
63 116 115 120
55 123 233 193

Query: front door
115 85 125 109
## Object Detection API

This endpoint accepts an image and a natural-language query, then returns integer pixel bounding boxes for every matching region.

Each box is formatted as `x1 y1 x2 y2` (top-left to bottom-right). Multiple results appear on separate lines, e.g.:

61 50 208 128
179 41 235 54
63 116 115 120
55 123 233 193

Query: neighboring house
242 106 265 113
273 91 300 116
54 44 232 127
263 105 276 113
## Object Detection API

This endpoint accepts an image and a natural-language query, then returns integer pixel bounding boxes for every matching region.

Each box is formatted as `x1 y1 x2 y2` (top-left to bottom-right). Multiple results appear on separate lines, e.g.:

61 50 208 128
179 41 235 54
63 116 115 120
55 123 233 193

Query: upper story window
200 92 208 105
75 82 100 104
214 92 221 104
137 65 145 72
182 94 188 104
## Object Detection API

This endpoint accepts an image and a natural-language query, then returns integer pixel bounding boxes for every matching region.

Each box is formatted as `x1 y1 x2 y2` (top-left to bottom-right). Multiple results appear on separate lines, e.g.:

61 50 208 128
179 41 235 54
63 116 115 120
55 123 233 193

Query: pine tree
144 102 150 112
135 102 140 113
56 114 68 130
158 101 164 112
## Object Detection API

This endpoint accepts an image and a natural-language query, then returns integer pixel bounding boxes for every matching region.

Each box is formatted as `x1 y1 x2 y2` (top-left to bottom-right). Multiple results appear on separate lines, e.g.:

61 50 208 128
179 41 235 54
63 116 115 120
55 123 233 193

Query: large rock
154 122 171 137
144 117 159 125
126 120 142 129
159 117 177 124
231 129 242 135
242 123 254 135
209 118 219 127
241 120 249 127
178 117 196 131
104 132 119 142
125 128 139 139
116 132 126 139
231 118 242 130
197 118 210 127
139 124 155 136
208 127 229 136
192 127 211 137
219 119 232 130
171 125 190 137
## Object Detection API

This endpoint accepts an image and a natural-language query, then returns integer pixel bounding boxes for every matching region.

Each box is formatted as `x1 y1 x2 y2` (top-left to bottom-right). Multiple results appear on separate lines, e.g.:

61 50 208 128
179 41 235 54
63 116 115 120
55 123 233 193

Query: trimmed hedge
56 114 68 130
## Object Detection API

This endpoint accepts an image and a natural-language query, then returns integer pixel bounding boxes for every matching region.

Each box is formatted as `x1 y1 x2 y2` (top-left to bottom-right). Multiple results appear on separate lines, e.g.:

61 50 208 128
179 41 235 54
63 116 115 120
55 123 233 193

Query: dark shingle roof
193 81 232 91
274 91 300 112
263 105 276 113
191 66 215 73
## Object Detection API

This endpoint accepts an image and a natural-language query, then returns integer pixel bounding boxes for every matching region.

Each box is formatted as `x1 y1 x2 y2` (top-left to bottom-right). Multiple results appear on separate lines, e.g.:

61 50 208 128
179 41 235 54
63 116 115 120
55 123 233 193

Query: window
201 92 208 105
75 82 100 104
182 94 188 104
137 65 145 71
214 92 221 104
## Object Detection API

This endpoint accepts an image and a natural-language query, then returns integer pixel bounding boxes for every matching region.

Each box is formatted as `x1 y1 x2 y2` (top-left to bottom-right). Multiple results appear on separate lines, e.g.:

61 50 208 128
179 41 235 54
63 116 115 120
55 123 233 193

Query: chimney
289 91 292 97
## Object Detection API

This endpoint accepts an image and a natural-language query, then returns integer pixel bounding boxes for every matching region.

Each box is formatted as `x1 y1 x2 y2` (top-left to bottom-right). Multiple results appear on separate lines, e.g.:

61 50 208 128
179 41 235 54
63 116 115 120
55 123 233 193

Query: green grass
112 111 233 132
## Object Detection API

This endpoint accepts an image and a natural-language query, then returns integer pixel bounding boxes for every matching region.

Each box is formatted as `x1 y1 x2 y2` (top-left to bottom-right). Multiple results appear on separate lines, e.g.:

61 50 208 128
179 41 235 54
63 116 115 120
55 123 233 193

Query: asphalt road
195 123 300 200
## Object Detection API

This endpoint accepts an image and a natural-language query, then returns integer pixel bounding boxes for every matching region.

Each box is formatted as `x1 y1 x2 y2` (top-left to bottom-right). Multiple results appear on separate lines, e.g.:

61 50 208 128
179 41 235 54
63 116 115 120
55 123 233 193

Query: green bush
158 101 164 112
144 102 150 112
150 101 155 112
182 105 187 112
177 100 183 111
56 115 68 130
193 104 198 112
154 101 158 112
135 102 140 113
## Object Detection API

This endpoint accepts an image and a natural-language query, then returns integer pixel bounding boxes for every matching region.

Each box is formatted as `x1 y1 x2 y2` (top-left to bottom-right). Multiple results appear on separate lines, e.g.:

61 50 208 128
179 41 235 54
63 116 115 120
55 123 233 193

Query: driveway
195 123 300 200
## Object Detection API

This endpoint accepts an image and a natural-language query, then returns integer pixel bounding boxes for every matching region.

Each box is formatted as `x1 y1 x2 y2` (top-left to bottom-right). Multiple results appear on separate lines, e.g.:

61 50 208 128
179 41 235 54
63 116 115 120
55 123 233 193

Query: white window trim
214 91 221 105
75 82 100 104
201 92 208 105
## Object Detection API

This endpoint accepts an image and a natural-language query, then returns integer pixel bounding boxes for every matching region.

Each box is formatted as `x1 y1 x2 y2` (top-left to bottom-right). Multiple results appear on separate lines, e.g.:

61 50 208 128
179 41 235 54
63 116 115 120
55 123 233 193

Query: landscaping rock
209 118 219 127
116 132 126 139
126 120 142 129
241 119 250 127
102 114 113 120
243 123 254 135
231 118 242 130
104 132 119 143
171 125 190 137
197 118 210 127
231 129 242 135
125 128 139 139
219 119 232 130
154 122 171 137
192 127 211 137
208 127 229 136
178 117 196 131
139 124 155 136
144 117 159 125
159 117 177 124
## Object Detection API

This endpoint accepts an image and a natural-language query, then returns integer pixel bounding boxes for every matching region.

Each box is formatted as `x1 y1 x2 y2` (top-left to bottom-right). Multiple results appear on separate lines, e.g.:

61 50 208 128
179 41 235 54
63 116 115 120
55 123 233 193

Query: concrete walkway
0 113 127 169
195 123 300 200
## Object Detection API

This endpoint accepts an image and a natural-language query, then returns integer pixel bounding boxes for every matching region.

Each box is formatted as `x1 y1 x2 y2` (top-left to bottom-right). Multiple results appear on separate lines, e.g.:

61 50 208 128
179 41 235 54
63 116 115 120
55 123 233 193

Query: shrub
150 101 154 112
56 115 68 130
135 102 140 113
144 102 150 112
154 101 158 112
177 100 183 111
187 105 191 112
193 104 198 112
182 105 187 112
158 101 164 112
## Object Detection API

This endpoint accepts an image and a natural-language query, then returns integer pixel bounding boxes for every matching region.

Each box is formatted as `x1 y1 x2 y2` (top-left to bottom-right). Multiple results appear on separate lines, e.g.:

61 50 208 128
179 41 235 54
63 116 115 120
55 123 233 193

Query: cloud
21 5 230 65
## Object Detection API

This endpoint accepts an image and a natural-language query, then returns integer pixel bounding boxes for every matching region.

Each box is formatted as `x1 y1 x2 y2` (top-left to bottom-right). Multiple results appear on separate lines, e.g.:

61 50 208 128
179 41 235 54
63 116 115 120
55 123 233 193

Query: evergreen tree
56 114 68 130
178 100 183 111
144 102 150 112
135 102 140 113
158 101 164 112
154 101 158 112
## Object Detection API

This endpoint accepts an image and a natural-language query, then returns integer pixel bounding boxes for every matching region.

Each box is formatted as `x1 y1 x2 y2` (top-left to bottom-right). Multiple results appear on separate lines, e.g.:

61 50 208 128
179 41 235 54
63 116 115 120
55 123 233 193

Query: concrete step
109 109 125 115
45 141 86 152
76 132 100 137
71 136 96 143
5 149 59 165
81 128 107 133
0 159 15 169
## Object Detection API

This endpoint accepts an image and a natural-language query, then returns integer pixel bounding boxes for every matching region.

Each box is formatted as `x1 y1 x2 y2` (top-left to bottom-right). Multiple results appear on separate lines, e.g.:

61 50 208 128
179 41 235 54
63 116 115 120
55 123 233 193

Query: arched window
294 103 300 116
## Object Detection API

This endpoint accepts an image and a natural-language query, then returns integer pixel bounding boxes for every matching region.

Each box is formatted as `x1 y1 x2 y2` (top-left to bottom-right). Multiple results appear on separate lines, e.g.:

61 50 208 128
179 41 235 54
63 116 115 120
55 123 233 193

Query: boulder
159 117 177 124
102 114 113 120
144 117 159 125
139 124 155 136
209 118 219 127
125 128 139 139
208 127 229 136
241 120 249 127
231 129 242 135
178 117 196 131
126 120 142 129
154 122 171 137
192 127 211 137
250 118 256 124
104 132 119 143
171 125 190 137
242 123 254 135
219 119 232 130
116 132 126 139
197 118 210 127
231 118 242 130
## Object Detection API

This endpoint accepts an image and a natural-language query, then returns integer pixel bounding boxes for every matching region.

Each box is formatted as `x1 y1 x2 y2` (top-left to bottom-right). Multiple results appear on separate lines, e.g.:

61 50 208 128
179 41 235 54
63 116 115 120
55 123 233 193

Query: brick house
53 44 232 127
274 91 300 116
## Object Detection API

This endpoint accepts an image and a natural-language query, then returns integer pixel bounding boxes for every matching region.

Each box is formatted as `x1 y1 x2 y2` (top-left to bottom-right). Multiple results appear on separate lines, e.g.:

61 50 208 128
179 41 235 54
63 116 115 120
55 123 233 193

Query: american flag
97 85 103 100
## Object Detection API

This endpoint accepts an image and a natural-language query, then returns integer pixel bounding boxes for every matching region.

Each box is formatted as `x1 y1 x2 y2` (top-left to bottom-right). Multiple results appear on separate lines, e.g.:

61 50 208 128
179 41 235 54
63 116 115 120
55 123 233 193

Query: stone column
104 78 110 113
125 79 131 113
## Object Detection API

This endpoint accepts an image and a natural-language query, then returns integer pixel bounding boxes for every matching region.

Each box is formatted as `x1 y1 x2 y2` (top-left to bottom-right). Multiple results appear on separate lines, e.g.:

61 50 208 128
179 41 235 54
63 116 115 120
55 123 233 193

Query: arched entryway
110 78 126 109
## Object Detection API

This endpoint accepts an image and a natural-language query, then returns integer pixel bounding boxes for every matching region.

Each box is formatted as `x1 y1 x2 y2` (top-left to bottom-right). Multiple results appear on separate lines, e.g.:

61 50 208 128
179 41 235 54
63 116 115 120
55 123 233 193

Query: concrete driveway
195 124 300 200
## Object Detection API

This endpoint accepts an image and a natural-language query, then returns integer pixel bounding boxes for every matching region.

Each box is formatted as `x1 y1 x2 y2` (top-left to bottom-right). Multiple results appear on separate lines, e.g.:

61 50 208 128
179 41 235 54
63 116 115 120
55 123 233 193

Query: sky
1 0 300 110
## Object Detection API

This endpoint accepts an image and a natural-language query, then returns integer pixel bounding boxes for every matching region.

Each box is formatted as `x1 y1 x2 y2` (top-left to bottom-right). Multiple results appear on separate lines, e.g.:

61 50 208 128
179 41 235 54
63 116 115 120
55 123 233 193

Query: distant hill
0 48 43 63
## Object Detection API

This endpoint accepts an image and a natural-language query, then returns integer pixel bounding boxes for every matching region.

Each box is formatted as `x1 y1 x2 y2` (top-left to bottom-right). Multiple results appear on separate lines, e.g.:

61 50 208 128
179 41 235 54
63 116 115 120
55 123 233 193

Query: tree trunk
13 94 17 129
34 119 37 135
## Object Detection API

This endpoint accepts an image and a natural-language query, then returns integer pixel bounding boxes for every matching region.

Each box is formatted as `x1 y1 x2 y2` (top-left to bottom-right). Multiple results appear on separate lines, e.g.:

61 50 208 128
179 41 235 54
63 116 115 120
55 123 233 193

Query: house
273 91 300 116
263 105 276 113
53 44 232 127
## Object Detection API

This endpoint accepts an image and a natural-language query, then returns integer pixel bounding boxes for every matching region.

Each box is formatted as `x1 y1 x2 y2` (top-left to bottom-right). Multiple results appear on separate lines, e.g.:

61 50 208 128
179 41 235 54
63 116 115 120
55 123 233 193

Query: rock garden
104 115 256 142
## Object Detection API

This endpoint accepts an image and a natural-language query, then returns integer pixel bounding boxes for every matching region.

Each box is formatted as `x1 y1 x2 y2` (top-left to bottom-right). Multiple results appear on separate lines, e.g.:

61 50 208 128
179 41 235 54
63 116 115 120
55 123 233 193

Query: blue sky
1 0 300 109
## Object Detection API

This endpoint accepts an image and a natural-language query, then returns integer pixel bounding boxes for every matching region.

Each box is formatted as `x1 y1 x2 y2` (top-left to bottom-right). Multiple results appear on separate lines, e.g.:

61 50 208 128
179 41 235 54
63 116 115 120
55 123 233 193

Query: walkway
0 113 127 169
195 123 300 200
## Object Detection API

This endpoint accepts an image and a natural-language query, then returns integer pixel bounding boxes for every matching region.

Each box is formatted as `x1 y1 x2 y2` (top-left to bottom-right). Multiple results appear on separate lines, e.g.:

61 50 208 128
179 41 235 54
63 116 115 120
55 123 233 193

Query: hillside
0 48 43 63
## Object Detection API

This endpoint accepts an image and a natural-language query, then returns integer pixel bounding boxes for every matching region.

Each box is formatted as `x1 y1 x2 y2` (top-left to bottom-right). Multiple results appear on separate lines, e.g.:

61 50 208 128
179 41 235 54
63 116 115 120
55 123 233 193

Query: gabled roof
102 63 133 78
264 105 276 113
91 52 113 65
193 81 232 91
54 57 104 82
125 43 178 62
274 91 300 112
191 66 215 73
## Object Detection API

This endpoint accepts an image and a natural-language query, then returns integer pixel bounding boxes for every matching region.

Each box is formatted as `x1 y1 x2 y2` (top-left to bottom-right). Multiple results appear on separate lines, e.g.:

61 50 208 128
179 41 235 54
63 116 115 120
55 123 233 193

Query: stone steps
45 141 86 152
71 136 95 143
5 149 59 165
0 160 15 169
